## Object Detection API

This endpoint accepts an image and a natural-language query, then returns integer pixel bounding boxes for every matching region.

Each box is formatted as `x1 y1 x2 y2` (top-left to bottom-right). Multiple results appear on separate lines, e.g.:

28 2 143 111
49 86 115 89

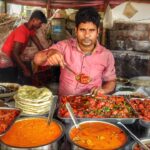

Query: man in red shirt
0 10 47 84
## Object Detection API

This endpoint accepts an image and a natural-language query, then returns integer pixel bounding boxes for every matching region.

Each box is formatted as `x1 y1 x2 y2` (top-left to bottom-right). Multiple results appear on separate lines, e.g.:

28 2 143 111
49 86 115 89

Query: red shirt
2 24 35 57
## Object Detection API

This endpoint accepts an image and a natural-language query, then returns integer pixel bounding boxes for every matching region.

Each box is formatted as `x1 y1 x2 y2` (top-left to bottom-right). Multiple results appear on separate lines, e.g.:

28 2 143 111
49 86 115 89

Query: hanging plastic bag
123 1 138 19
103 4 114 29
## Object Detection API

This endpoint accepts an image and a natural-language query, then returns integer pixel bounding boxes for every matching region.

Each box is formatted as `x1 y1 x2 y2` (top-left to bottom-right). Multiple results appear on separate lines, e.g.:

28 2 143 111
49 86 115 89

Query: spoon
65 102 79 128
76 73 91 84
117 122 150 150
64 64 91 84
47 97 57 125
64 64 77 76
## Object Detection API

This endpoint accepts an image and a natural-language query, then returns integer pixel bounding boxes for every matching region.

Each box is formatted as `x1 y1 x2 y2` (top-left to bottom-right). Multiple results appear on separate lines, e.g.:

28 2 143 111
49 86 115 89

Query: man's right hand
47 50 65 68
34 49 65 68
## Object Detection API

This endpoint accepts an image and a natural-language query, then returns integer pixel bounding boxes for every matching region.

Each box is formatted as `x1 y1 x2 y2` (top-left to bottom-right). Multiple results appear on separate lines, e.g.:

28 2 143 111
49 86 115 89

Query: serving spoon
47 97 57 125
65 102 79 128
117 122 150 150
64 64 91 84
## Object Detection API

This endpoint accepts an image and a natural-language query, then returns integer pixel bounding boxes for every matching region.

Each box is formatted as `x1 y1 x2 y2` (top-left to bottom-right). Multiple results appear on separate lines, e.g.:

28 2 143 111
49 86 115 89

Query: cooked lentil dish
69 122 127 150
1 118 62 147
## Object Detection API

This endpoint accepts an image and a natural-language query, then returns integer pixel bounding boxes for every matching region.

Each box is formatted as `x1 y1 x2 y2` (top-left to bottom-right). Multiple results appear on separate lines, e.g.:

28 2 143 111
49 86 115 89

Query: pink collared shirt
47 38 116 96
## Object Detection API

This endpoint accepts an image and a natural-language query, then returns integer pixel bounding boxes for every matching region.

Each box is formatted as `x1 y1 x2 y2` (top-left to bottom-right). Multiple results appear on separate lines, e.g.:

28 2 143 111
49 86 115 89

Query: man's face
75 22 99 50
32 19 43 29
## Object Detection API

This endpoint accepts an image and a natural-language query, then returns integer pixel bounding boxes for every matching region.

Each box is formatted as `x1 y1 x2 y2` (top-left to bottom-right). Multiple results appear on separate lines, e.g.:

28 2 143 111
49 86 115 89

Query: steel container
131 40 150 52
0 117 65 150
129 76 150 87
130 138 150 150
67 120 129 150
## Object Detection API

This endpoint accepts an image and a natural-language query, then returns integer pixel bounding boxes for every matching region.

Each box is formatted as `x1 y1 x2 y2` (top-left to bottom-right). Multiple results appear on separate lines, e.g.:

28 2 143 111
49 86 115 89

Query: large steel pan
0 116 65 150
67 120 129 150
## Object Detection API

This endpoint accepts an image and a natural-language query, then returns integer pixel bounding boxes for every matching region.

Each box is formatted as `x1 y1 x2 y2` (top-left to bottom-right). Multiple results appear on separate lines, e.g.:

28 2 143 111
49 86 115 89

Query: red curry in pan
69 121 127 150
1 118 63 147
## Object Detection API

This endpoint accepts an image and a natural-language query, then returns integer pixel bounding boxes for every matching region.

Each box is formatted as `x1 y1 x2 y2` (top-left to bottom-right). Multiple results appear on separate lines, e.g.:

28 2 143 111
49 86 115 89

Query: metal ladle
117 122 150 150
65 102 79 128
64 64 91 84
47 97 57 125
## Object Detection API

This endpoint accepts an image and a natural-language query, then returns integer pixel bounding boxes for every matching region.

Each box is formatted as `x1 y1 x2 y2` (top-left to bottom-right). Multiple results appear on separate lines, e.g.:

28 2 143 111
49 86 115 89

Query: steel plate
0 83 20 98
129 76 150 87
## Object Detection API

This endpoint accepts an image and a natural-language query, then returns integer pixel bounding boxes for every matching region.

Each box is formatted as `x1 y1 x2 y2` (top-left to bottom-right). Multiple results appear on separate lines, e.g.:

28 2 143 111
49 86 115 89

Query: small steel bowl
131 138 150 150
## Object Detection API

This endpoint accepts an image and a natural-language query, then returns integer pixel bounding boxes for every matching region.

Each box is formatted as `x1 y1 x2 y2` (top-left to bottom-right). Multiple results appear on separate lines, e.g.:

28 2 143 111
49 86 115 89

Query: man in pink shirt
34 7 116 96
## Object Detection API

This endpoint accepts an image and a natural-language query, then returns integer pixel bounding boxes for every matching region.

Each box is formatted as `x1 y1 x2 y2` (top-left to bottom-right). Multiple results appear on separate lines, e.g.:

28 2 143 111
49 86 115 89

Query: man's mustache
83 39 91 42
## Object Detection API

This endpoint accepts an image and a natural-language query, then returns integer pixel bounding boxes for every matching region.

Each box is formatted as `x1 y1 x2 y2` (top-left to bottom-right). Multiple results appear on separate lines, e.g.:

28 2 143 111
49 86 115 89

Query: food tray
58 95 138 124
113 91 134 96
129 98 150 127
0 83 20 98
0 107 21 136
57 115 138 124
129 76 150 87
139 119 150 128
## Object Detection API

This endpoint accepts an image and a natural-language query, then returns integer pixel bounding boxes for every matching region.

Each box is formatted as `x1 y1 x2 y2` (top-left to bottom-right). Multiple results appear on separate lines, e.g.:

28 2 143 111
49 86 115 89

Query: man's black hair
30 10 47 24
75 7 101 28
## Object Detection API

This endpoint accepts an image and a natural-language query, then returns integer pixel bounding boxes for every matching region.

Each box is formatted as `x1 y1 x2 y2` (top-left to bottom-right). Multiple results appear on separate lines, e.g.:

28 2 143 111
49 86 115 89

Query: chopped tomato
58 95 140 119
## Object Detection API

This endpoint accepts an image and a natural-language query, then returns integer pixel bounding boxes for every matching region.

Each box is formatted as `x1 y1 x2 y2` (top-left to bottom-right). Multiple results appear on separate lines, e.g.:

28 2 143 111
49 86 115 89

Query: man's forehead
77 22 97 29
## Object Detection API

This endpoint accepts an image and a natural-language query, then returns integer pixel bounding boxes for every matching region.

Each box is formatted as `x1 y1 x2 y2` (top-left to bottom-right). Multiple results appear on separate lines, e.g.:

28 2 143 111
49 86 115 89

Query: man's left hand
90 86 105 95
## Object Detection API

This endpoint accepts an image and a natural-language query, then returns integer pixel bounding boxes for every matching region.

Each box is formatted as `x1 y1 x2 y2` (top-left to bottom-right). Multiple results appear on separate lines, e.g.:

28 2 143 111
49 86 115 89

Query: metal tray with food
0 107 21 136
57 115 137 124
0 83 20 98
57 95 138 124
129 97 150 127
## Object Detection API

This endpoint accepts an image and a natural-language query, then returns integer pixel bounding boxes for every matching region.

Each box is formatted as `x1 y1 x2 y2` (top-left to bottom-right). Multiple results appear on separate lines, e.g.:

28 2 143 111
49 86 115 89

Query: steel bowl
67 120 128 150
132 40 150 52
0 116 65 150
129 76 150 87
0 83 20 98
130 138 150 150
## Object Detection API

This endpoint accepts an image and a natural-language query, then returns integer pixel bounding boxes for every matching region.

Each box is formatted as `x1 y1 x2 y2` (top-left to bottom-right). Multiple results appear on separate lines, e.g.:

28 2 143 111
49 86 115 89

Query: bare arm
12 42 31 77
31 35 44 50
91 79 116 95
34 49 65 68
